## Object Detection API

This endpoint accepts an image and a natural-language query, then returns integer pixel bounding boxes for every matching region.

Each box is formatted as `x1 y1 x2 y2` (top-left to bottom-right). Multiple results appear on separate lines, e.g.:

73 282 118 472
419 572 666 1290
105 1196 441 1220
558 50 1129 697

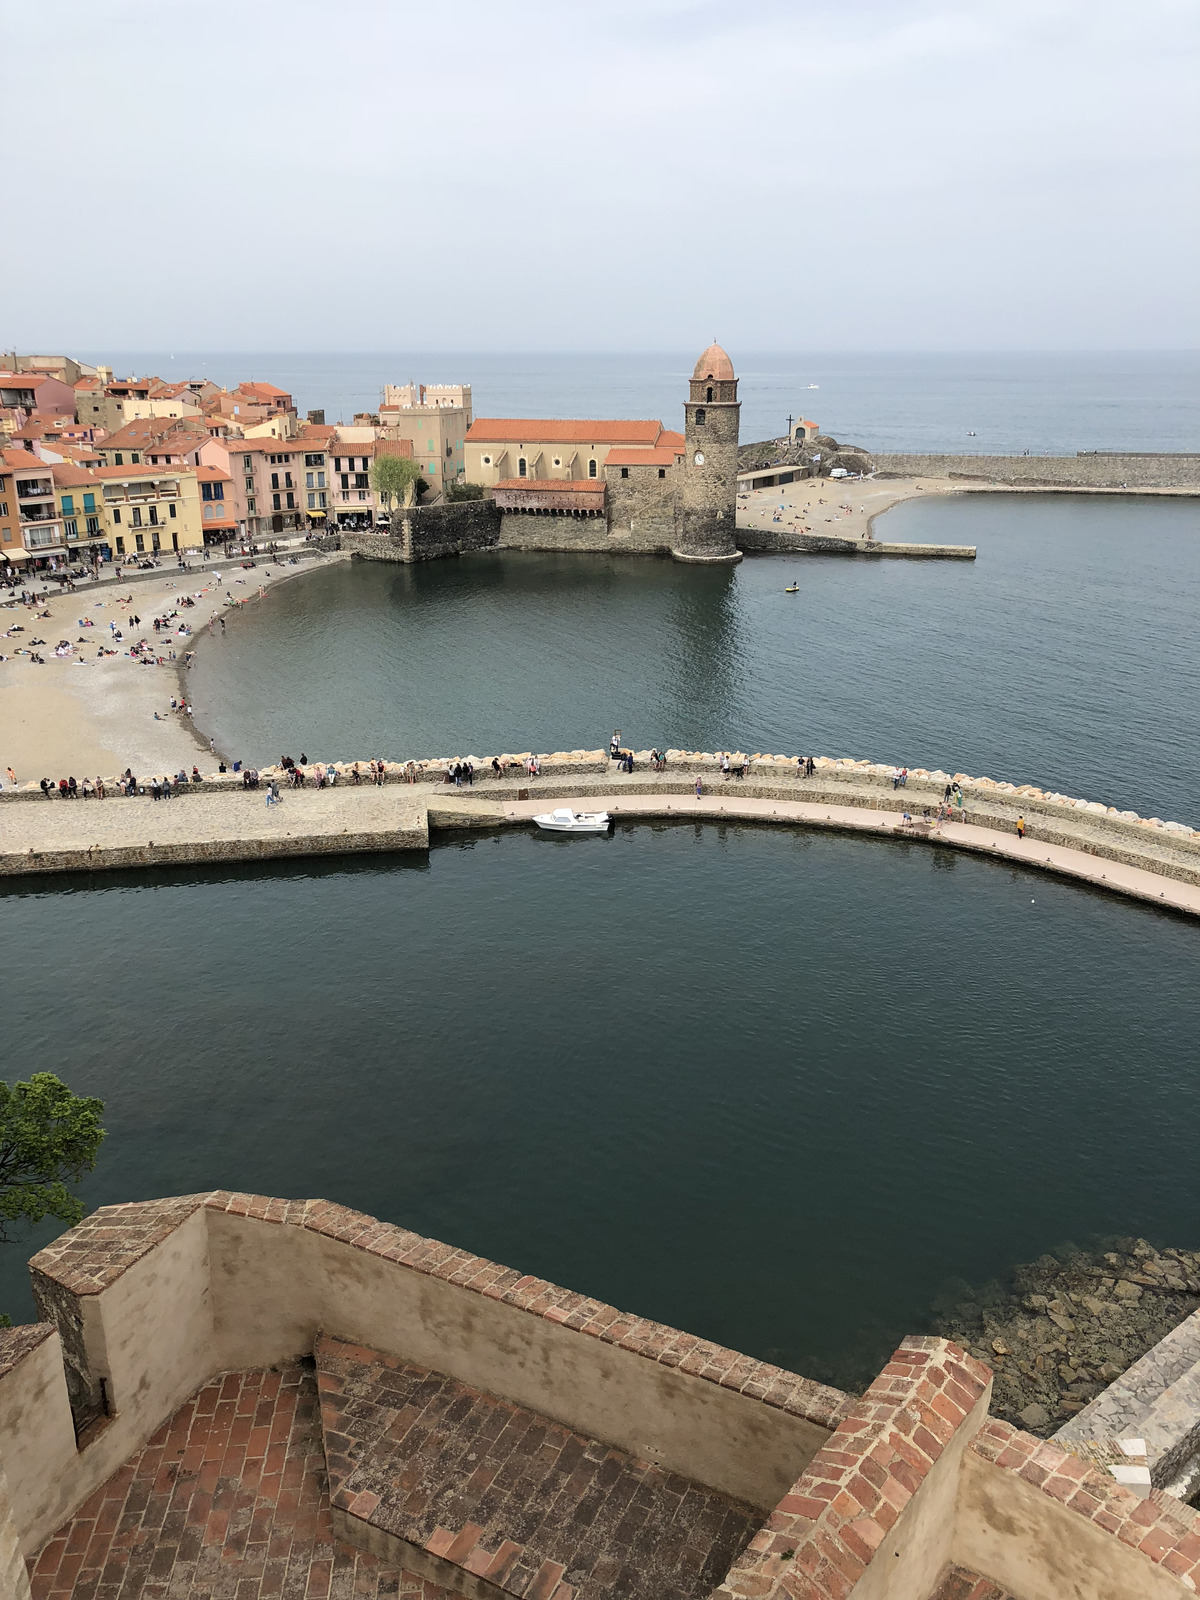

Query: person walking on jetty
1017 815 1027 840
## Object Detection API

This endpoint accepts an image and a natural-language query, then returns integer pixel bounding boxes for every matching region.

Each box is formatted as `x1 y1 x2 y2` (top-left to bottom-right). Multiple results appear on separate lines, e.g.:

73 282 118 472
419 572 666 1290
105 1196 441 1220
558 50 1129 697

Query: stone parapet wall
738 527 975 558
871 453 1200 489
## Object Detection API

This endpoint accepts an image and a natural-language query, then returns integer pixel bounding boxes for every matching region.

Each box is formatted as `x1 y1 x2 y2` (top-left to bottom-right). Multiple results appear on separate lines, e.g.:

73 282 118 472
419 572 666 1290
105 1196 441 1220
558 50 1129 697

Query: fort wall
870 452 1200 489
11 1202 1200 1596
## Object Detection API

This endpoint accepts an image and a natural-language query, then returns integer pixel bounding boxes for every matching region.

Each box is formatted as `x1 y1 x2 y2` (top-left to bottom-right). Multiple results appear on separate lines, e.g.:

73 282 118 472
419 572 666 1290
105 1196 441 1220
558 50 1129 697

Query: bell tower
673 342 742 564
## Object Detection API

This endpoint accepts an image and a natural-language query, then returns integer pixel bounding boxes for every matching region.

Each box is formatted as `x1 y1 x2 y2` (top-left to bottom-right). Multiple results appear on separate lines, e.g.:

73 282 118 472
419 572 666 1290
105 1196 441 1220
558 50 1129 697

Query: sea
5 350 1199 1385
80 350 1200 455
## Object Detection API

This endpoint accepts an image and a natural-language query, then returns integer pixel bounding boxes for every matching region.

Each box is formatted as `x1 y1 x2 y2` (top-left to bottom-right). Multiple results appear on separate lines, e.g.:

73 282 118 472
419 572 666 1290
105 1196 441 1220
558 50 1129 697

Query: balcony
16 480 53 500
24 525 62 548
19 505 58 523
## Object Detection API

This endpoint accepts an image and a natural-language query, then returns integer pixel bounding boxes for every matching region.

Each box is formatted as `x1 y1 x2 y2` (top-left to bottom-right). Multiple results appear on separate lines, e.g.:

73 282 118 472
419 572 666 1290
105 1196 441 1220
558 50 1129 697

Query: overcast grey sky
3 0 1196 352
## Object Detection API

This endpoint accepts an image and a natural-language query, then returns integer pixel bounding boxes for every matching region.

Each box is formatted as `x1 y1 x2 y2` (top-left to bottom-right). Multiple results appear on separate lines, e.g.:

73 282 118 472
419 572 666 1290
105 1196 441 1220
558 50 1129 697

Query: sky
2 0 1197 353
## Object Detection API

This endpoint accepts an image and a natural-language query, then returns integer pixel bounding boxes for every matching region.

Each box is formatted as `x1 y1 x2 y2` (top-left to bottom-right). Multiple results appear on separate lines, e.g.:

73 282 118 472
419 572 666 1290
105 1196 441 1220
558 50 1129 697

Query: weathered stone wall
603 462 679 548
496 511 615 551
871 452 1200 488
342 501 501 564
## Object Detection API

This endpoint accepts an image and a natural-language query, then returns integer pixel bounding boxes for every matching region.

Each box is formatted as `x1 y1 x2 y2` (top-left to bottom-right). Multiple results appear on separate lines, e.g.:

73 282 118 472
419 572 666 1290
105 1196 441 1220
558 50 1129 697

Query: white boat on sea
533 807 612 835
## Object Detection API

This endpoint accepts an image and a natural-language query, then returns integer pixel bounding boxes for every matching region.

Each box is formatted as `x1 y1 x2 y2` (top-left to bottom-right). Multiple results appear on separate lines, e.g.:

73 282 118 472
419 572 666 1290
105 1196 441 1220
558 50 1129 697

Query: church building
462 344 743 564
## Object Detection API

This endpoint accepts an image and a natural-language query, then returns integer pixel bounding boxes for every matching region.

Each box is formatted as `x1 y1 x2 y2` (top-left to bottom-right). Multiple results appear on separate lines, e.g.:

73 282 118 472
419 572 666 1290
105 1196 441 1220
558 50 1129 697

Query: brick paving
28 1363 446 1600
318 1336 760 1600
928 1567 1018 1600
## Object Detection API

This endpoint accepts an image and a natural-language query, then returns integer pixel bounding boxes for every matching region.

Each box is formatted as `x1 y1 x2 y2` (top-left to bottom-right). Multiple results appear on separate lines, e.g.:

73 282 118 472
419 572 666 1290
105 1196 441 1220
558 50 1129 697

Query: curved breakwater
3 750 1200 915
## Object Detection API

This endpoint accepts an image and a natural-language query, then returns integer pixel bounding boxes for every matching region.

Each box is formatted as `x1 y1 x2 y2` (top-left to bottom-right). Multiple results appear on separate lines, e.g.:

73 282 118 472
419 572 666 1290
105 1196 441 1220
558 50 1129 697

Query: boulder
1019 1402 1051 1429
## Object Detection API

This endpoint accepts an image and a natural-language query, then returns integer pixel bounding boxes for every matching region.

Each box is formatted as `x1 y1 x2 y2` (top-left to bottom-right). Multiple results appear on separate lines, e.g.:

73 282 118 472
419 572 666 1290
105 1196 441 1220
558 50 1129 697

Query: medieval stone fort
343 345 745 566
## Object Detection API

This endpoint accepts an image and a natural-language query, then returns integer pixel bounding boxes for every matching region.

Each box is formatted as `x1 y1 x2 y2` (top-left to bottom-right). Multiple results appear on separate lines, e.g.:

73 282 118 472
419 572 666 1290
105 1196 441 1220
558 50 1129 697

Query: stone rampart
12 1204 1200 1597
341 500 502 564
871 452 1200 489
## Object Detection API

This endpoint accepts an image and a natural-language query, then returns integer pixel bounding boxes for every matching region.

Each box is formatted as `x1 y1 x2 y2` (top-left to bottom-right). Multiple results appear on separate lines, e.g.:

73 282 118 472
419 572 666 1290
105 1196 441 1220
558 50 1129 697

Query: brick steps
316 1335 760 1600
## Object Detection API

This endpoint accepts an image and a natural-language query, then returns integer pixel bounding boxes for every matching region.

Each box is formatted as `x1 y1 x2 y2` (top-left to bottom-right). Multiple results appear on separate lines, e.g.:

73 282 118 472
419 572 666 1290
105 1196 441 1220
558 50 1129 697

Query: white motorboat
533 807 612 834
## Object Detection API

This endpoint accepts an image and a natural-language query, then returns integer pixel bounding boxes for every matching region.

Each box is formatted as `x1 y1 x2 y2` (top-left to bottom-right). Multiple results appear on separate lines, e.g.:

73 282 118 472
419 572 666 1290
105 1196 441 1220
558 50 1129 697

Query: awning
309 510 327 519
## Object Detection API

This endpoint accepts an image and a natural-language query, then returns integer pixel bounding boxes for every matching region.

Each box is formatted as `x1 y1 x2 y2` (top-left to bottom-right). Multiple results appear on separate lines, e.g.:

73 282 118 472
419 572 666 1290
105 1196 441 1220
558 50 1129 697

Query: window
317 472 325 489
318 491 326 509
131 452 140 464
284 473 293 489
115 535 125 553
270 472 279 490
83 492 95 512
202 481 214 500
149 505 159 525
115 453 123 465
339 474 350 491
706 386 713 403
61 494 74 514
353 473 369 489
135 533 145 552
64 517 78 537
305 472 314 489
482 455 491 466
588 459 597 478
211 483 223 500
518 457 526 477
620 468 629 479
658 468 666 479
243 454 252 469
553 458 561 468
307 492 316 509
358 490 367 502
86 515 100 534
204 502 213 518
247 497 256 513
695 408 706 425
305 453 324 467
112 508 122 524
132 507 143 527
286 492 295 509
168 501 177 517
272 493 281 511
245 477 254 493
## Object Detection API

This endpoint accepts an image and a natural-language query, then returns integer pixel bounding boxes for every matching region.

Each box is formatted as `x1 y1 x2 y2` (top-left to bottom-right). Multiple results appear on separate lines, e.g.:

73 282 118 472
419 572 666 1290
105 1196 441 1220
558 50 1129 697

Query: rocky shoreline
930 1239 1200 1436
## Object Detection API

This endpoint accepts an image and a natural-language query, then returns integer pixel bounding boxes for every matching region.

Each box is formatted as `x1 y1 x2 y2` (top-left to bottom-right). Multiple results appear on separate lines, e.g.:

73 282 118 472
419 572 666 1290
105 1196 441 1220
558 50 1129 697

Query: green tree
0 1074 105 1242
446 480 486 502
369 453 423 514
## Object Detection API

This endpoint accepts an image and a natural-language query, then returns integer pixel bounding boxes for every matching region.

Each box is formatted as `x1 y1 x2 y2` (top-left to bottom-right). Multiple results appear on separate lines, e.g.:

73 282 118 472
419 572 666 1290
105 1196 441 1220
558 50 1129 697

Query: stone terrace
318 1336 759 1600
28 1363 441 1600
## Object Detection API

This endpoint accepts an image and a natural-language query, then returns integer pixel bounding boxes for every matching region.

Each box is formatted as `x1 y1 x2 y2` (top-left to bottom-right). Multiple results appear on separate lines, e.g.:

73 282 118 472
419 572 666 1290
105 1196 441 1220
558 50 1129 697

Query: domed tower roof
693 343 735 382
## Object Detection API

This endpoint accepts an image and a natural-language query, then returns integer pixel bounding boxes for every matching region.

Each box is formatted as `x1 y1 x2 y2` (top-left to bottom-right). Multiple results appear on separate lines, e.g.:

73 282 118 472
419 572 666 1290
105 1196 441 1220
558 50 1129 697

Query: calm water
84 350 1200 454
192 494 1200 825
5 826 1199 1389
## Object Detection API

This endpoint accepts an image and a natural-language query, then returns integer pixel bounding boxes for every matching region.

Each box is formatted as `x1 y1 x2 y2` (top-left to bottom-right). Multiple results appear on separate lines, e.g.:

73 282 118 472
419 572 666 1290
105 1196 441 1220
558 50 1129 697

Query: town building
0 371 77 422
91 462 204 559
1 447 63 567
52 461 108 566
195 463 238 544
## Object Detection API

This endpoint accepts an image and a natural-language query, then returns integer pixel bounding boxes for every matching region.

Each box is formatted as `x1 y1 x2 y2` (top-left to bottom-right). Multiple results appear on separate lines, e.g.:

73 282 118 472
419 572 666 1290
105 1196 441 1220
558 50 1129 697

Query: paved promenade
4 769 1200 917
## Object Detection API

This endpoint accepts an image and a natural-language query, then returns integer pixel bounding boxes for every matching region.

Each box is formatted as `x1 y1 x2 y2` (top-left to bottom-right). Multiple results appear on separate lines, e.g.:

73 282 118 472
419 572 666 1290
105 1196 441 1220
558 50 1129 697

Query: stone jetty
3 752 1200 914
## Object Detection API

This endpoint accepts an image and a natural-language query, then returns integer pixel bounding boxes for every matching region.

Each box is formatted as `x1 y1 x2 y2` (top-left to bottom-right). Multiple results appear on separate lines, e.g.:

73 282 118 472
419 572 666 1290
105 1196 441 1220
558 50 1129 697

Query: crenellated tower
673 343 742 564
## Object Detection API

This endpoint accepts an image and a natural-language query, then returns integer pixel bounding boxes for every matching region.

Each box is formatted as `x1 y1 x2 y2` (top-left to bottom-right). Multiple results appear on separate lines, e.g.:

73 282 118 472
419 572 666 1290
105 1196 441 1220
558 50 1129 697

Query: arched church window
695 408 706 425
588 459 597 478
518 457 527 477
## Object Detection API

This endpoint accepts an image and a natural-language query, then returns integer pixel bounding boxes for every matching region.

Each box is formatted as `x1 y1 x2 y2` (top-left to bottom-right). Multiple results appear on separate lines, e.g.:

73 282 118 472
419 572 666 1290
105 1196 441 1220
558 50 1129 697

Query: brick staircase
316 1335 761 1600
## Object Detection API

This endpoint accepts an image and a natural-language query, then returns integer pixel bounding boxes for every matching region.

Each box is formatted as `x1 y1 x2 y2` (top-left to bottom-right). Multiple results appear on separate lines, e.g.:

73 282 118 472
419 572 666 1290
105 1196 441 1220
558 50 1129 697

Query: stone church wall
605 465 679 549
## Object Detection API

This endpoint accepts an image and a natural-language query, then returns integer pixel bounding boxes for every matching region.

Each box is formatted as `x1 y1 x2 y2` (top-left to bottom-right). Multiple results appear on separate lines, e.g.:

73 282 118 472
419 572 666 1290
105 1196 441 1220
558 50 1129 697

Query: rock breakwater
931 1240 1200 1436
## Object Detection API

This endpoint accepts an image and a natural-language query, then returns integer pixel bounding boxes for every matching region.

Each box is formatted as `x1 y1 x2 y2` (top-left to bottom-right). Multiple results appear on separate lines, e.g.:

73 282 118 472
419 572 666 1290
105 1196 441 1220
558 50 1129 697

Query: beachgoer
695 777 703 799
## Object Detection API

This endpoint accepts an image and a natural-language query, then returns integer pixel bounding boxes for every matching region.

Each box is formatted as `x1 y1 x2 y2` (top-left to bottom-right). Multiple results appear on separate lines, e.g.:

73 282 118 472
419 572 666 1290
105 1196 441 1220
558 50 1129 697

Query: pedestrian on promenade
695 776 703 799
892 766 901 790
1016 815 1026 840
721 753 731 781
900 767 908 787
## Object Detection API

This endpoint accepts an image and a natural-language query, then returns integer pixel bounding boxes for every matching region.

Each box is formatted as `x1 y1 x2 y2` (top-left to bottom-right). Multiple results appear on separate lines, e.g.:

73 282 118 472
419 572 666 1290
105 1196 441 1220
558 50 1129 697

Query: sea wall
738 527 975 559
870 452 1200 489
341 500 501 563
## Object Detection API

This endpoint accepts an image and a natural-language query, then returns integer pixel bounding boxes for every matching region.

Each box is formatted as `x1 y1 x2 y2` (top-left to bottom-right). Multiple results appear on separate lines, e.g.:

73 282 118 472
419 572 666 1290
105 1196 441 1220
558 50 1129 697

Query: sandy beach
0 554 343 787
736 474 959 542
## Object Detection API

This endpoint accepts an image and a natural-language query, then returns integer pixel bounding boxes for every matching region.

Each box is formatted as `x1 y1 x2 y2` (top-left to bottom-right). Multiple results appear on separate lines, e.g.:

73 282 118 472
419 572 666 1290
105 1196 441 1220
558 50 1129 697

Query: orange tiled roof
494 478 605 492
466 419 664 445
237 381 290 399
657 430 685 450
90 462 195 479
605 448 681 467
195 464 231 481
50 462 98 487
